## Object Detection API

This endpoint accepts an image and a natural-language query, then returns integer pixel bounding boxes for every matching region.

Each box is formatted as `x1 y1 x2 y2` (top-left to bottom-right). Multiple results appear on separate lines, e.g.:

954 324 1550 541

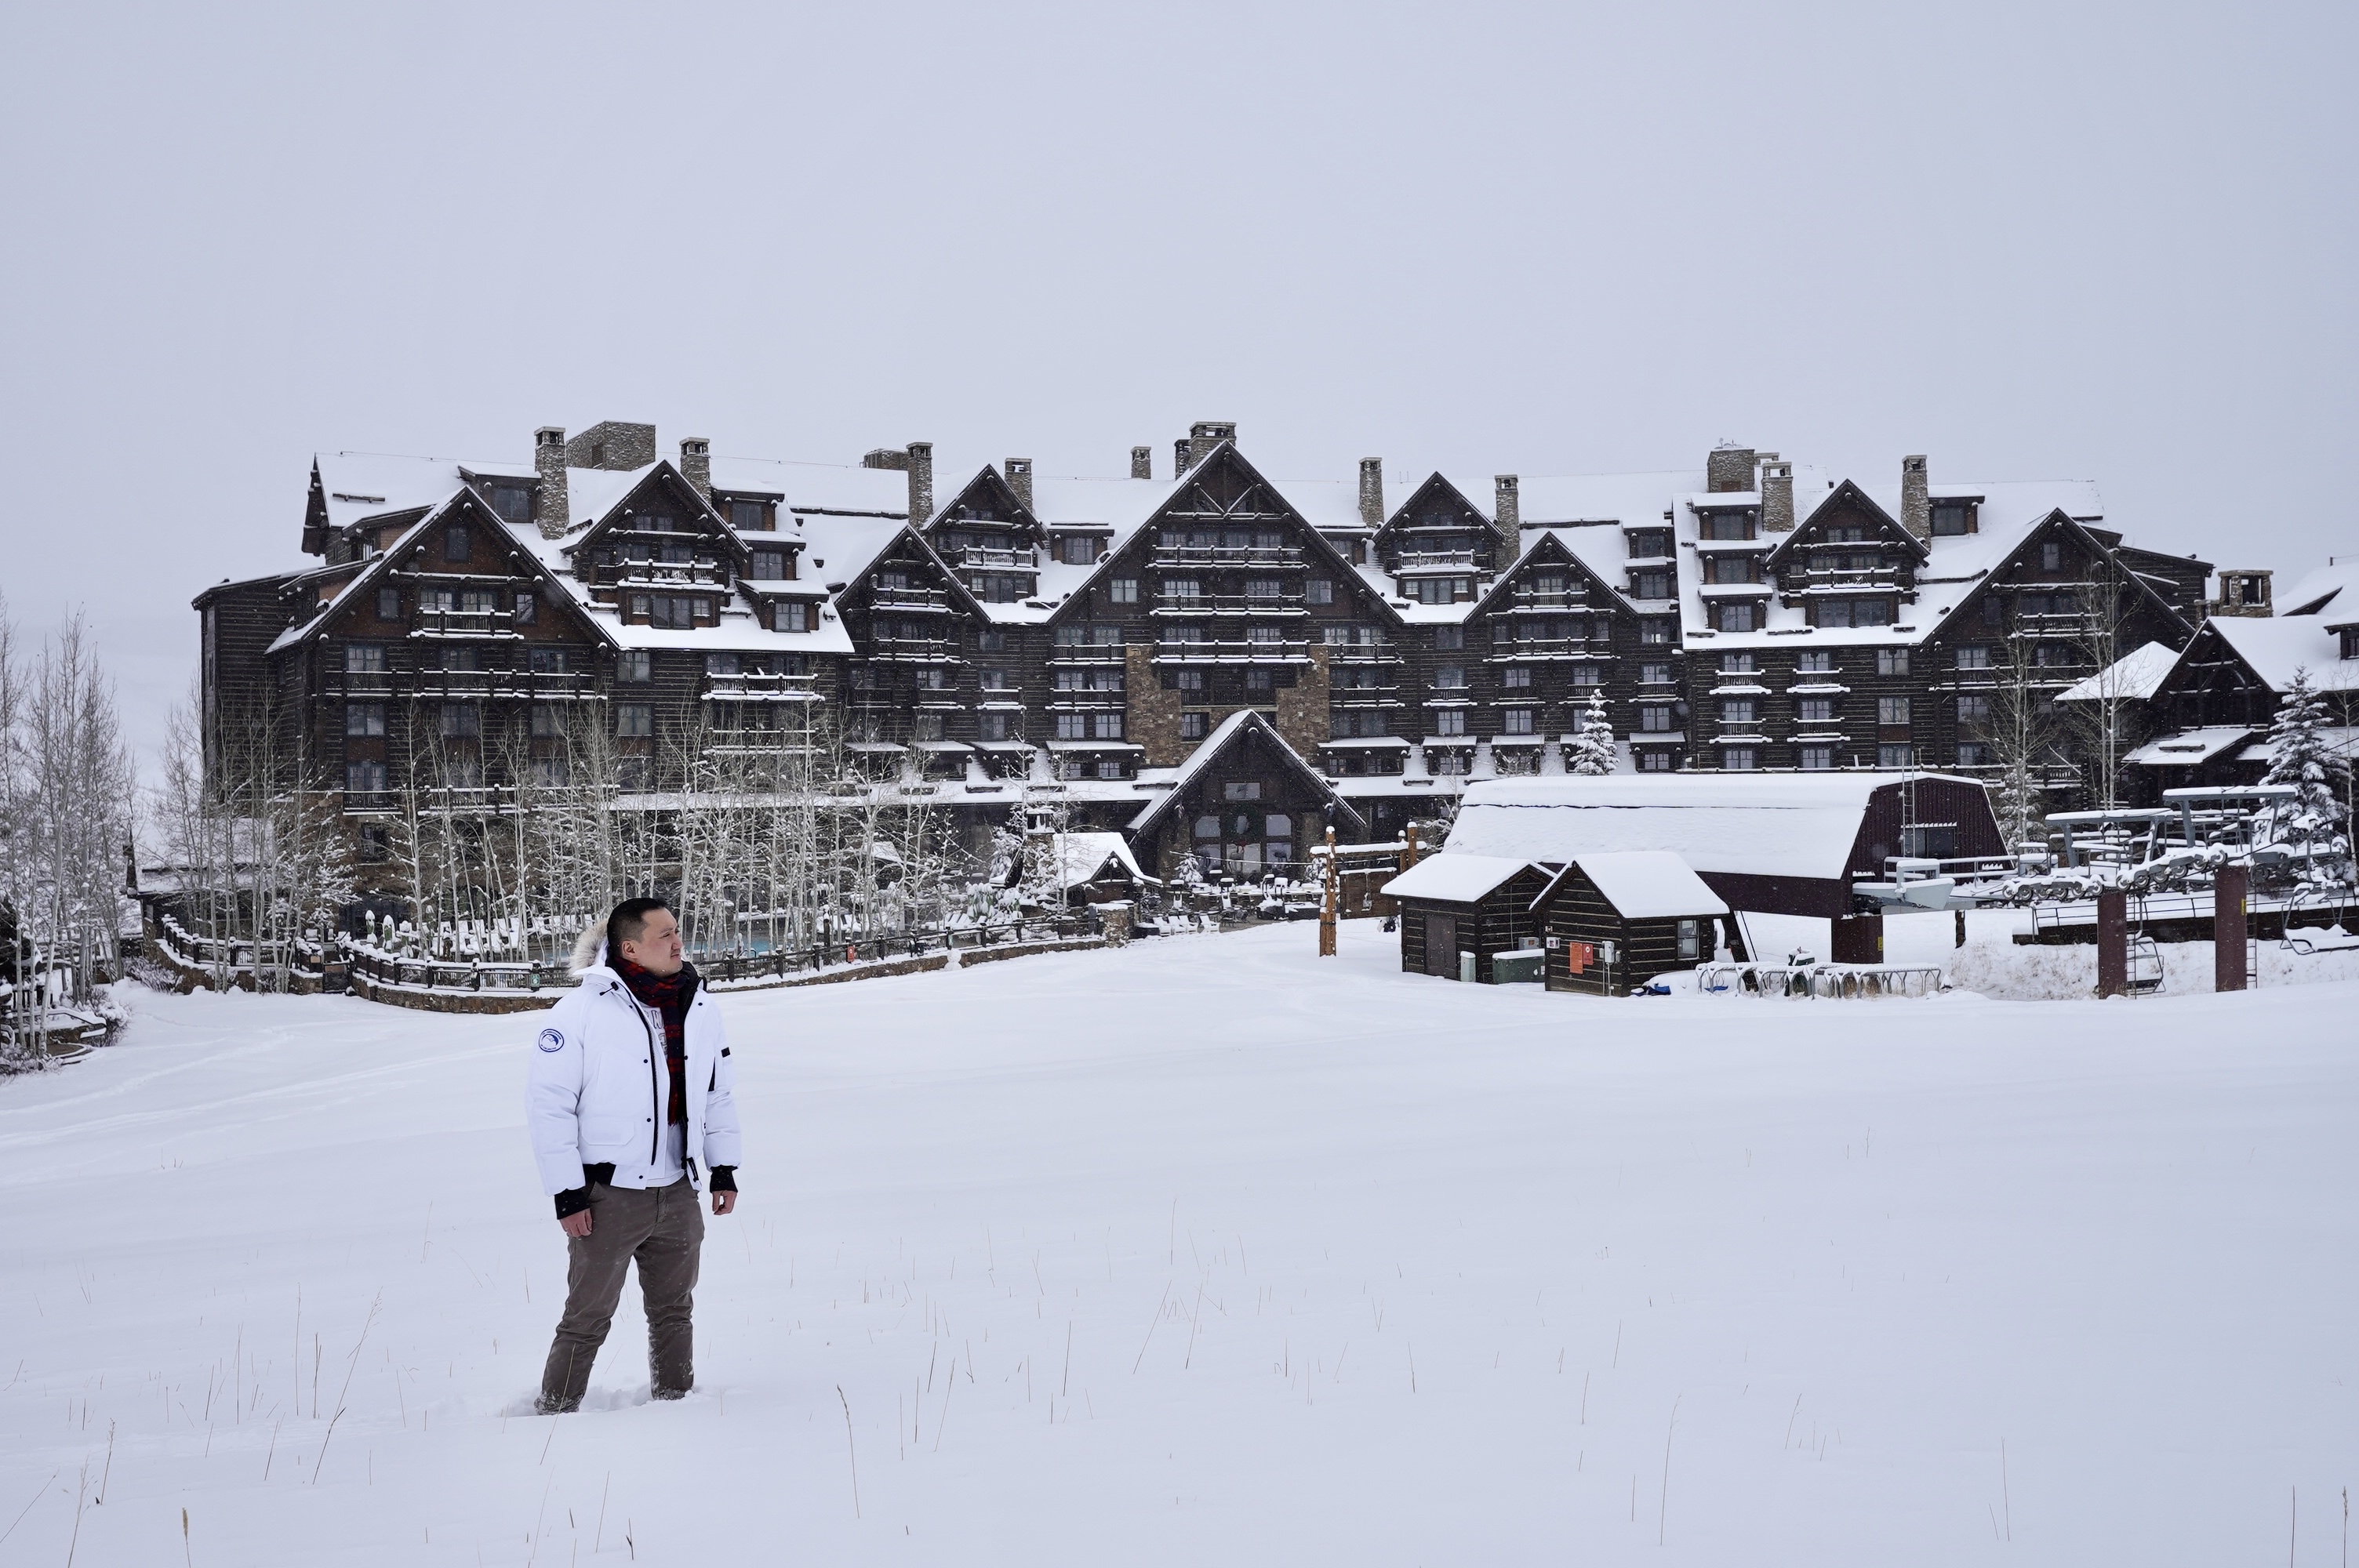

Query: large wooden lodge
194 419 2232 907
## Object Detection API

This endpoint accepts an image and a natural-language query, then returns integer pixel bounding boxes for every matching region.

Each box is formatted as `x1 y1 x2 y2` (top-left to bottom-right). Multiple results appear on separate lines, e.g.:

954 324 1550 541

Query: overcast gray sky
4 1 2353 765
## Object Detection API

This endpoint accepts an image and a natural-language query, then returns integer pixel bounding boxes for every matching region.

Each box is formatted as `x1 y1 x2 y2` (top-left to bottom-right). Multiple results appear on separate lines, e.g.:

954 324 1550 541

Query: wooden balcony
871 581 954 612
1150 637 1311 664
868 635 964 662
1148 545 1303 569
702 671 818 702
409 609 521 640
1151 593 1307 614
943 544 1039 569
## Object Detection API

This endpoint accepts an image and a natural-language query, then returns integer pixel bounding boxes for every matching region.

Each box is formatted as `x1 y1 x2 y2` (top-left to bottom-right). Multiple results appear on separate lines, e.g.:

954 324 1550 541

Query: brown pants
538 1177 704 1412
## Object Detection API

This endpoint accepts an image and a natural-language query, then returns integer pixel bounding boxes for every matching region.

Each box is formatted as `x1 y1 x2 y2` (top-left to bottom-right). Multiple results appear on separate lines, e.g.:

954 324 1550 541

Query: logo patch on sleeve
536 1028 566 1053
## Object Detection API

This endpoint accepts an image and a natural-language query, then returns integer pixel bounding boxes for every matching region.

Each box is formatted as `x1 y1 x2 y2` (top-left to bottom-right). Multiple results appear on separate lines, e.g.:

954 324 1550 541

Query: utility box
1489 949 1545 985
1458 950 1477 984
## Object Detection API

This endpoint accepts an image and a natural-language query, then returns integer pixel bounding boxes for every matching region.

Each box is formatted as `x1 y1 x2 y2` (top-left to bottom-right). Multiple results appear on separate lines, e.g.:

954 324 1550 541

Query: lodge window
1246 668 1274 691
980 629 1005 652
2041 541 2063 572
1107 576 1139 605
619 651 651 683
1055 713 1085 739
1720 652 1757 673
1711 557 1753 584
619 757 651 789
1633 570 1672 598
750 549 787 579
1641 620 1673 644
1640 751 1673 771
729 500 769 531
1797 651 1834 674
1180 713 1208 740
1434 709 1466 736
706 653 740 677
358 824 391 861
1797 698 1834 724
530 757 569 786
346 760 387 793
1700 514 1752 542
1723 747 1757 771
445 524 471 562
978 667 1009 691
1307 578 1333 604
1165 578 1201 601
439 702 480 738
376 588 401 622
1956 695 1990 727
1246 626 1284 645
514 591 536 624
1434 625 1463 652
1093 713 1125 740
1717 603 1755 633
531 703 562 738
1434 665 1467 690
1817 599 1891 628
1223 782 1261 801
1798 746 1834 771
617 703 652 737
1503 708 1535 735
914 713 947 742
1677 920 1702 962
1638 662 1672 684
438 646 478 672
1721 699 1757 725
1877 648 1910 677
1572 664 1603 688
489 485 531 525
1503 666 1532 688
916 668 951 691
1932 502 1970 537
1628 528 1672 557
980 712 1015 742
641 514 676 532
1060 536 1097 565
2342 628 2359 660
773 601 809 633
1878 697 1911 726
345 643 386 673
1246 577 1285 602
1175 670 1204 692
1639 706 1674 732
1958 742 1994 766
1954 644 1991 670
344 702 385 736
1878 744 1914 768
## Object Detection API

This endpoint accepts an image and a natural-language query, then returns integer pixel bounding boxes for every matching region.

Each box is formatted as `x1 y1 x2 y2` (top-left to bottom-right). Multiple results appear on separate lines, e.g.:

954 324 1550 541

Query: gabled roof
1125 709 1366 840
1058 832 1158 891
2279 558 2359 618
2055 641 2182 704
1379 851 1539 903
1765 479 1928 568
1529 851 1728 919
2196 616 2359 695
1917 508 2194 648
1376 471 1503 548
558 461 742 560
929 465 1041 537
1464 530 1641 621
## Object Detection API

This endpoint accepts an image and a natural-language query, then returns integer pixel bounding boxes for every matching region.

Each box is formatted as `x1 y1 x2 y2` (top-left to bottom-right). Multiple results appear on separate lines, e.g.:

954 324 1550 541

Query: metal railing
1696 963 1947 998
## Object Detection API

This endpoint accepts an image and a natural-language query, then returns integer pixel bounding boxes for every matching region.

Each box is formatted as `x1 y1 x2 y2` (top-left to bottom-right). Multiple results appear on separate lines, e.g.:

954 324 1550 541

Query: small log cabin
1383 852 1554 982
1529 851 1731 996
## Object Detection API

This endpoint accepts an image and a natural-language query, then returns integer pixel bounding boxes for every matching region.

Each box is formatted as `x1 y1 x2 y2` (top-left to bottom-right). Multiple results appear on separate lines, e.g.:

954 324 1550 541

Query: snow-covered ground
3 921 2354 1565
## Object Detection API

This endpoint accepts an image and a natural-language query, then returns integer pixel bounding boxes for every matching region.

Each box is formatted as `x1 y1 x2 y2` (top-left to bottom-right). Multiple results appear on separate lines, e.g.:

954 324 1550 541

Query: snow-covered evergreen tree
2258 667 2354 888
1567 689 1617 775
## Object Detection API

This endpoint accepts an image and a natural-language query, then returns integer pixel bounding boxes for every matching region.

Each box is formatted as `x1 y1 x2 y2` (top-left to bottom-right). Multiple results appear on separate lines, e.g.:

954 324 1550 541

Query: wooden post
2095 888 2128 998
2214 863 2249 993
1318 826 1339 956
1401 825 1417 877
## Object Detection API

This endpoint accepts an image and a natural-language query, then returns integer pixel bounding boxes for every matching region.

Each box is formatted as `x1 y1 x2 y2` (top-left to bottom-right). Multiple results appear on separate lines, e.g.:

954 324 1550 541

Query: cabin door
1423 913 1459 978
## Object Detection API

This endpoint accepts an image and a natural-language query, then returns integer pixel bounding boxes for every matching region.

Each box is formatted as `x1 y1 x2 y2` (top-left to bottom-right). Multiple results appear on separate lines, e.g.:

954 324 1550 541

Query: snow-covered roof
2123 728 2257 768
2277 558 2359 619
1536 851 1728 920
1125 710 1362 838
1444 774 1928 882
1058 831 1157 890
1379 852 1539 903
314 451 527 532
2055 641 2182 704
2204 617 2359 694
707 455 909 518
794 514 910 591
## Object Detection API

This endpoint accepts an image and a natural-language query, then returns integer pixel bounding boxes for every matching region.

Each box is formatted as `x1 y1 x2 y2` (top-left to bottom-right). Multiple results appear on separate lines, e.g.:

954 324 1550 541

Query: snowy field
3 921 2355 1566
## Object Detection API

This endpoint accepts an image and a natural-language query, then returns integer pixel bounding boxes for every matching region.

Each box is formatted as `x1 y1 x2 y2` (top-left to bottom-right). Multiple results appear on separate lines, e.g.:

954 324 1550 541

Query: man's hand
711 1190 736 1217
560 1209 594 1238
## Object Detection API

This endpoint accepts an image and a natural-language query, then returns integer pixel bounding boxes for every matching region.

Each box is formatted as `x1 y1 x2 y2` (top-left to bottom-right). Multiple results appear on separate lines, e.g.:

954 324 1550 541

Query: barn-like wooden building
1528 851 1731 996
1382 853 1554 982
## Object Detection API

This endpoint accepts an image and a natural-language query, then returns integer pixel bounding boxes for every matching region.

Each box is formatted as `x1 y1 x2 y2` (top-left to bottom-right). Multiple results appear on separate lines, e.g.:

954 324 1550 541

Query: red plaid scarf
615 957 693 1127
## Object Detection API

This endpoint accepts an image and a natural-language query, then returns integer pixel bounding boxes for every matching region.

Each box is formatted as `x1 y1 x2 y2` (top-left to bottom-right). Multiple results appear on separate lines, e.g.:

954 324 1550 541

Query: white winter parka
526 951 743 1197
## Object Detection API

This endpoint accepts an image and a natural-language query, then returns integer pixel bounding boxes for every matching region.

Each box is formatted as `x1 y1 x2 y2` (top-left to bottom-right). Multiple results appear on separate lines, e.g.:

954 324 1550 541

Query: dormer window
1627 528 1671 558
489 485 531 525
2339 626 2358 659
1060 535 1097 566
1719 652 1758 674
728 500 770 531
1931 501 1972 536
749 548 787 580
1700 513 1754 541
1632 568 1672 599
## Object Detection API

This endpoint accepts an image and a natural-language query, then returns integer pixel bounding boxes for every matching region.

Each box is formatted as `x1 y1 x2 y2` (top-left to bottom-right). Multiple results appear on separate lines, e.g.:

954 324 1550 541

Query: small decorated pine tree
1567 688 1617 776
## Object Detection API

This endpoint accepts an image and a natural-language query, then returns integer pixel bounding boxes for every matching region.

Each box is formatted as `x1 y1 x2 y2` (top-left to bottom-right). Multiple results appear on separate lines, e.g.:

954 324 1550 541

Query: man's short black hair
605 897 672 959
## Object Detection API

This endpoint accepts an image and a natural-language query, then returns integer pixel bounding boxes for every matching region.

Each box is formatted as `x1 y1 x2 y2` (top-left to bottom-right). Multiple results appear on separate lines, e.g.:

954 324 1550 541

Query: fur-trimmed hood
569 923 609 976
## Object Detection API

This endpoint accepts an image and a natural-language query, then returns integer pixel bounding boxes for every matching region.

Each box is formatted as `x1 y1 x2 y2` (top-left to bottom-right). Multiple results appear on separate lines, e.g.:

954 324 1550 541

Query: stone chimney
1131 445 1153 481
1005 457 1034 511
532 426 569 539
1494 474 1521 532
1358 459 1384 528
862 448 911 471
1706 445 1756 493
1761 459 1795 533
1187 420 1237 469
678 437 711 495
566 420 656 471
1174 437 1191 477
906 440 934 526
1901 455 1930 541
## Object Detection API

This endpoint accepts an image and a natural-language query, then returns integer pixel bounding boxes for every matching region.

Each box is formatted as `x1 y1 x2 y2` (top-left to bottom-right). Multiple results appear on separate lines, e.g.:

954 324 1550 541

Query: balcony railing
1323 640 1400 663
1393 550 1479 572
1507 589 1591 611
702 672 819 702
1783 567 1910 593
1152 593 1307 614
1048 642 1129 663
593 561 730 590
943 544 1039 569
1151 637 1312 663
1149 546 1303 568
871 581 954 612
869 635 963 662
1485 639 1615 660
409 609 520 639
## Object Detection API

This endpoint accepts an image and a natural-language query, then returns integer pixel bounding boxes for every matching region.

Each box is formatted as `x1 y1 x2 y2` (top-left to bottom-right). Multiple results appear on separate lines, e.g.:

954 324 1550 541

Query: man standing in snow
528 898 742 1414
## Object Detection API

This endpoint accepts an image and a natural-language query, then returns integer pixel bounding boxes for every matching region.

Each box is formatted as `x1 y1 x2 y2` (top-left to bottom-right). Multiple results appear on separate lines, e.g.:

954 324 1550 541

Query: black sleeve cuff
554 1185 593 1220
709 1166 737 1193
